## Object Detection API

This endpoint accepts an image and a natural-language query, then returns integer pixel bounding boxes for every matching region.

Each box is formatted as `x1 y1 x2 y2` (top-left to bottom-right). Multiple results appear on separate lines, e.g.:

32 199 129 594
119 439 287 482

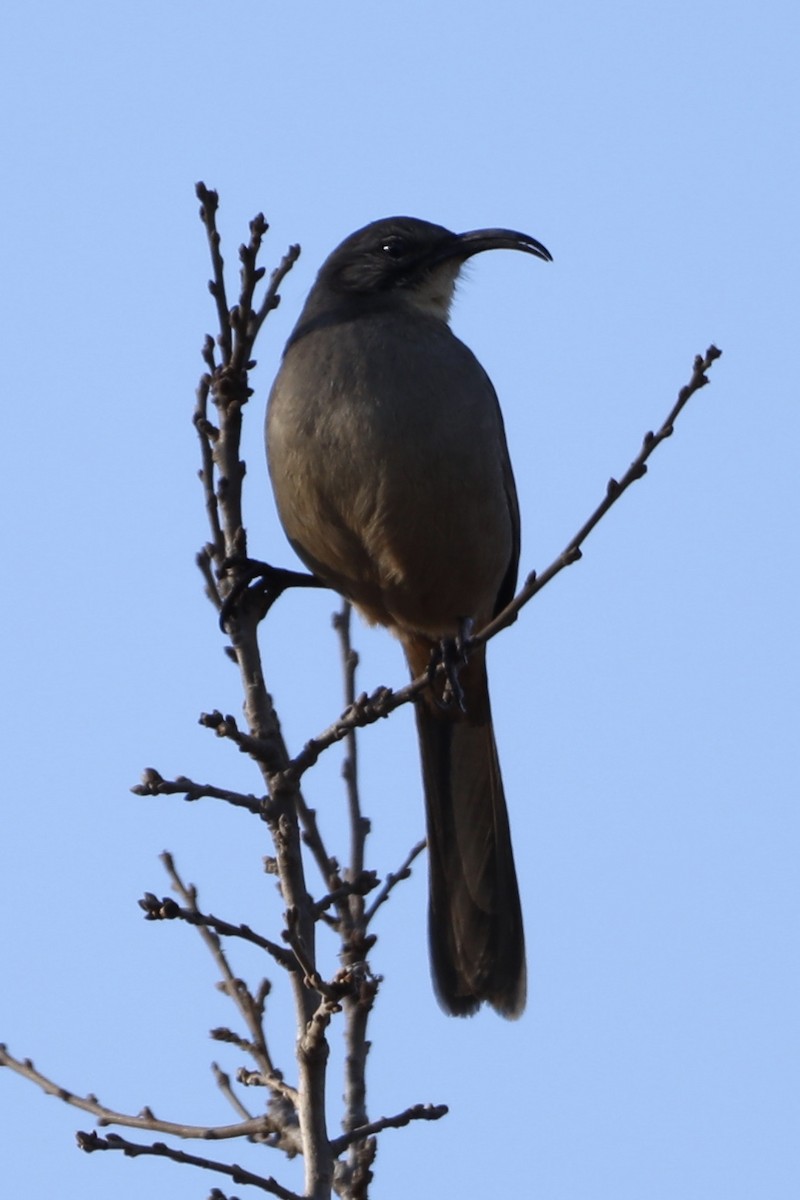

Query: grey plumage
266 216 551 1016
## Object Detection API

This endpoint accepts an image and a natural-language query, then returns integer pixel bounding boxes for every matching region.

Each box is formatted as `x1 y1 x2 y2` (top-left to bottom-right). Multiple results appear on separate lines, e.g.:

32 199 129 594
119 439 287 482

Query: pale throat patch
405 259 463 321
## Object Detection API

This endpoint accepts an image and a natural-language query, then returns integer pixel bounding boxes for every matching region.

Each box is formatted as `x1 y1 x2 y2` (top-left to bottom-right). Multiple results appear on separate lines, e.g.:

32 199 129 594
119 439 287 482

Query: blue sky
2 1 798 1197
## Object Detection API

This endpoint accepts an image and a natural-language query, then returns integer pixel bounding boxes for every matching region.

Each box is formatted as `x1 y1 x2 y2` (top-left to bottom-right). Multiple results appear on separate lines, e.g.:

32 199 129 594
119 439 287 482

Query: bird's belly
277 439 513 638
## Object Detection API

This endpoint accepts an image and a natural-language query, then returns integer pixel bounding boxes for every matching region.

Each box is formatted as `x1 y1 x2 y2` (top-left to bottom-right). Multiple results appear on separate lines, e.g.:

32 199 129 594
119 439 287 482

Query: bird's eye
380 236 408 259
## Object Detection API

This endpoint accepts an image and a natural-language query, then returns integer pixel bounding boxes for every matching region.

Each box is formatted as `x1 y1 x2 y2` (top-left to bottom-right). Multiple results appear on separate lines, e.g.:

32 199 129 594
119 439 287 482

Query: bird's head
308 216 552 323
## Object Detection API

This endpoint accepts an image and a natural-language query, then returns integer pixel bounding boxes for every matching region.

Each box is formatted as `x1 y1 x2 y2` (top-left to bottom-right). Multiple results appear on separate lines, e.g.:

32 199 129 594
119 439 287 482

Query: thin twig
212 1062 254 1123
294 792 341 894
0 1044 273 1143
160 854 288 1093
365 840 427 926
77 1129 302 1200
132 769 263 815
332 600 368 915
312 873 378 918
477 344 723 644
248 241 302 351
329 1103 449 1155
332 598 379 1179
138 890 294 970
198 710 280 761
196 184 232 364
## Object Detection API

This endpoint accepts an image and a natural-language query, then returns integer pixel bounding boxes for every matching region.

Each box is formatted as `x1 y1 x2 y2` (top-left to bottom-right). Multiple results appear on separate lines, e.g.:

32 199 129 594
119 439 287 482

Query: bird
266 216 551 1017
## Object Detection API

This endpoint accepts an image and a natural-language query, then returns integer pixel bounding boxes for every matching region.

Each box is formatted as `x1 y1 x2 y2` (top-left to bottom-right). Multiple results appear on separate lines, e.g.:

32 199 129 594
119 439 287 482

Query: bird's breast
267 312 517 637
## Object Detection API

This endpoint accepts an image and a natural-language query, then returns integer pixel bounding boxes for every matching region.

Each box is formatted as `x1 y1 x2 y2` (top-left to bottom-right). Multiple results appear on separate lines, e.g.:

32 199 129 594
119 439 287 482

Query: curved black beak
443 227 553 265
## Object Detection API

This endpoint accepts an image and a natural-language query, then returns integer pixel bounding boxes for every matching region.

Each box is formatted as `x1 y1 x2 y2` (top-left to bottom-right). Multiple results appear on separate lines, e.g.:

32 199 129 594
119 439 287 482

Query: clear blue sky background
2 2 798 1197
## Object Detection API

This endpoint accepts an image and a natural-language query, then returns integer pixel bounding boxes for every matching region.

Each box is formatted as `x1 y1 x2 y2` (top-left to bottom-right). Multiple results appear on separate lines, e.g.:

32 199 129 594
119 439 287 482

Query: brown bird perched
266 216 552 1017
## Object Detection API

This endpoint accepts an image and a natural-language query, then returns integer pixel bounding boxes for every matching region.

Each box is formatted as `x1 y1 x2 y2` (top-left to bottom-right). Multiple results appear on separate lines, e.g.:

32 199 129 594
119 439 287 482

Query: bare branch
478 343 723 642
294 792 342 896
196 184 232 364
138 890 294 970
364 839 427 926
0 1044 275 1143
77 1129 302 1200
332 601 369 911
159 854 289 1094
248 240 302 353
198 710 281 762
329 1103 449 1155
212 1062 254 1123
193 183 299 601
284 684 415 780
132 768 263 815
313 873 378 919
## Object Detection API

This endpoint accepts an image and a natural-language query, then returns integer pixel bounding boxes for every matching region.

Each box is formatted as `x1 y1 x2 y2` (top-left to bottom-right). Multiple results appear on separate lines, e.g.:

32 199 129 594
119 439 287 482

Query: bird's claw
218 558 325 632
428 619 474 713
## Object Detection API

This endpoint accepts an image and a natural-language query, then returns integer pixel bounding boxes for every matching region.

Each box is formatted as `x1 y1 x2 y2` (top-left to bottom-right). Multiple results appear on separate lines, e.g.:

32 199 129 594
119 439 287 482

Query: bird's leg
218 558 327 631
427 618 474 713
454 616 475 658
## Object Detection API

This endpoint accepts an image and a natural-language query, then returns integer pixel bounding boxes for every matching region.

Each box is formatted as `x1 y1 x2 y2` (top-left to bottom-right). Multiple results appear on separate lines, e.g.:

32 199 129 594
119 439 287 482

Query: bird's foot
428 618 474 713
218 557 326 632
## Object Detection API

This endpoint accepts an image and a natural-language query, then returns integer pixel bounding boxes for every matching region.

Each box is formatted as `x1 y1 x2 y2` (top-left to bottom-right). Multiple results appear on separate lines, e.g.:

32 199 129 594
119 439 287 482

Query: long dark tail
405 638 526 1018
